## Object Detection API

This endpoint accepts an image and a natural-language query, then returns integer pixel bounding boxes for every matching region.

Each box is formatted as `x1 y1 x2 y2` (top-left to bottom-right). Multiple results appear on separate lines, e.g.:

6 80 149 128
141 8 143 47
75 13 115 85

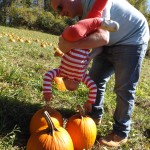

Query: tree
127 0 148 14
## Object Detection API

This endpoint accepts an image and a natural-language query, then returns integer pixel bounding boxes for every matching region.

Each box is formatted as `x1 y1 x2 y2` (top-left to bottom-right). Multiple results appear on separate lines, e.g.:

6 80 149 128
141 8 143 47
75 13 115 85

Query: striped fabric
43 49 97 104
60 49 89 80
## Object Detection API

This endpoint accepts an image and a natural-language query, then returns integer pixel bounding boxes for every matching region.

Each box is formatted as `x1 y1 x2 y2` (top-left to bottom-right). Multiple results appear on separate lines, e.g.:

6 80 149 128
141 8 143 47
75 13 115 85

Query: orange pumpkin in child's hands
54 77 66 91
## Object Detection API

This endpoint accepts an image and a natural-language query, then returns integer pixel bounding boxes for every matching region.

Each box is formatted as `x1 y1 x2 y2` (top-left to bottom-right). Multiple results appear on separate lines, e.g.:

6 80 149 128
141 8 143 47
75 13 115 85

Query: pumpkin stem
76 105 86 117
43 111 58 135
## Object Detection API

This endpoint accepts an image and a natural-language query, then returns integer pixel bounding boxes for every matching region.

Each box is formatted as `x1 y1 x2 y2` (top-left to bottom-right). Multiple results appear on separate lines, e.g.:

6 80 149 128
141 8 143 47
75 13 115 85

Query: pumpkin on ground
29 107 63 134
54 77 66 91
53 47 64 57
66 105 97 150
27 111 74 150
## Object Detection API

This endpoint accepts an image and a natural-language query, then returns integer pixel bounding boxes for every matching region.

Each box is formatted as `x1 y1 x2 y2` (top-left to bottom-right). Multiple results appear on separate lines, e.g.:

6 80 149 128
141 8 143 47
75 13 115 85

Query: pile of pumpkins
26 105 97 150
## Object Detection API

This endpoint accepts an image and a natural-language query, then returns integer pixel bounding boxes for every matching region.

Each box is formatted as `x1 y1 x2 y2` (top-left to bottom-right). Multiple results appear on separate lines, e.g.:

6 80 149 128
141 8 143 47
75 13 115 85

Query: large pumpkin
29 107 63 134
66 105 97 150
27 111 74 150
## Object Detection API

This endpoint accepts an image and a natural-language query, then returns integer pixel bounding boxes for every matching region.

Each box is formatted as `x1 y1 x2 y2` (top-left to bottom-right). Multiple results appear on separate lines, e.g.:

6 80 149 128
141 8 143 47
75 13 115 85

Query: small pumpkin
27 111 74 150
54 51 64 57
54 77 66 91
53 47 64 57
29 107 63 134
66 105 97 150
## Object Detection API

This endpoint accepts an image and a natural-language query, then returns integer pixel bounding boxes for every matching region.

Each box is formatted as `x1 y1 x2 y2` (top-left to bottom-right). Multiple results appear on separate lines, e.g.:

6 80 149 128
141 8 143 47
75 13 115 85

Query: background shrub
3 5 69 35
6 6 37 28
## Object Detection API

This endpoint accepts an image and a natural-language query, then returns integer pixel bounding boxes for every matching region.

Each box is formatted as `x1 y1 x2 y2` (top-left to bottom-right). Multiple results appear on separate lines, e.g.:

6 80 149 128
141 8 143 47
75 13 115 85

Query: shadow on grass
0 96 76 148
143 129 150 138
0 96 41 148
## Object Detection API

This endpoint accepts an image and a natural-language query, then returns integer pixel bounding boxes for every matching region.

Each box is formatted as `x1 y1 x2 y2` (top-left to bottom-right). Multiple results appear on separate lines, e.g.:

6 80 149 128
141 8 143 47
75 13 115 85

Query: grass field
0 26 150 150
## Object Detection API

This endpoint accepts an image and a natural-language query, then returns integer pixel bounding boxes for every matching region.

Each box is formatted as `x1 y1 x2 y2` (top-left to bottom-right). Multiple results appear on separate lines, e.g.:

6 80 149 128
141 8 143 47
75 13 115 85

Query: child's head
63 77 80 91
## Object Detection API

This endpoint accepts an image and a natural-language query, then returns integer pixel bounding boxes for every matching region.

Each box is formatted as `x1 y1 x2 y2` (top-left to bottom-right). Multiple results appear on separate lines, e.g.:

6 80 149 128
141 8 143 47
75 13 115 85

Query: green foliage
51 18 67 35
128 0 148 14
0 0 75 35
4 5 67 35
0 126 21 149
6 6 38 27
36 10 67 34
35 9 55 29
24 0 33 7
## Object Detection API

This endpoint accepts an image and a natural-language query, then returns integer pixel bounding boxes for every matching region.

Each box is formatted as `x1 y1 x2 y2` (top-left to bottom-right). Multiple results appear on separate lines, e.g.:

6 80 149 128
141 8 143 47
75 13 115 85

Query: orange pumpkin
66 105 97 150
53 47 64 57
29 107 63 134
54 51 64 57
54 77 66 91
27 111 74 150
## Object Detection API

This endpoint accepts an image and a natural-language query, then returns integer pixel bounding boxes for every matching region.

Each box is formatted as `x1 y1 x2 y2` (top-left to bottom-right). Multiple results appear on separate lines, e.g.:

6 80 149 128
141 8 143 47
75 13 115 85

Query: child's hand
84 102 92 113
43 93 53 102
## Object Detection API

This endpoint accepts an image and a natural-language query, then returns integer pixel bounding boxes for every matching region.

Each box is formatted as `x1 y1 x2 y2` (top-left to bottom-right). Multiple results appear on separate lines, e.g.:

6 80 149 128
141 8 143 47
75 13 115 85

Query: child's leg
62 18 103 42
86 0 108 18
62 17 119 42
62 0 111 42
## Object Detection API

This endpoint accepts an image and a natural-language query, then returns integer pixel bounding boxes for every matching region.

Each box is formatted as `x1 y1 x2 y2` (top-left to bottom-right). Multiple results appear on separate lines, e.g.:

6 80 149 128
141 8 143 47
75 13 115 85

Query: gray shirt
81 0 149 45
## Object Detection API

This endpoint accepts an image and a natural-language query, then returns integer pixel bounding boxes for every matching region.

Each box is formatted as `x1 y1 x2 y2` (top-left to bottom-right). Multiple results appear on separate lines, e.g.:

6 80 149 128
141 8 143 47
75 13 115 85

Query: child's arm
62 18 103 42
82 74 97 112
43 68 60 102
83 47 103 70
89 47 103 60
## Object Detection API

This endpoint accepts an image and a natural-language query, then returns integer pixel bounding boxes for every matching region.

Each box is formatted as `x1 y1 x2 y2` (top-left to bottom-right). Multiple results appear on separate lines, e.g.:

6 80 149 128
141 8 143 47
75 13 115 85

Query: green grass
0 25 150 150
